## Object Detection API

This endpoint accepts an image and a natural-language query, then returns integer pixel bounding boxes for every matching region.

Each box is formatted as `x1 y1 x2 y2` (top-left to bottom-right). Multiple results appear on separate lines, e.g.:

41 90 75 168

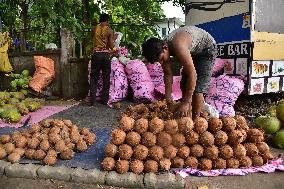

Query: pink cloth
147 63 164 88
212 58 227 76
155 76 183 101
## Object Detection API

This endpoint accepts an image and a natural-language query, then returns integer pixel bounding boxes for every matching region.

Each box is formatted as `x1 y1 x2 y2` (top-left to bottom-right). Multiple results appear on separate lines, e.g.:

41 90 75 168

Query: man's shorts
180 44 217 94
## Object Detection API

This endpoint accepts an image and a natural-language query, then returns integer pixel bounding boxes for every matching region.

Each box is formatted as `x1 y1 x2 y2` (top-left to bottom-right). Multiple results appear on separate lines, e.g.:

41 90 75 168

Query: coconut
219 145 233 159
243 143 259 157
164 145 178 159
190 144 204 158
84 133 96 145
116 160 130 174
8 152 21 163
172 133 186 147
199 131 214 147
30 124 41 133
164 120 179 135
198 158 212 170
257 142 270 155
178 117 194 134
119 116 135 132
33 149 46 160
159 158 171 171
226 158 239 168
125 131 141 147
252 155 264 166
149 117 164 134
200 111 209 120
105 143 118 157
76 140 88 152
80 128 90 136
47 149 57 157
233 144 246 159
185 131 199 146
273 130 284 149
171 157 185 168
213 158 227 169
60 149 74 160
228 130 245 145
177 146 190 159
235 115 249 130
141 132 156 147
204 145 219 160
111 129 126 145
11 132 22 141
149 145 164 161
49 133 62 145
32 132 42 141
239 129 248 141
133 144 148 160
55 140 67 153
208 118 223 134
50 126 61 134
133 118 148 134
262 152 274 163
193 117 208 134
66 142 75 150
144 160 158 173
40 119 52 128
130 159 144 174
1 135 11 143
214 131 228 146
63 119 73 127
157 132 172 147
0 148 7 159
118 144 133 160
43 155 57 165
42 128 50 135
15 136 28 148
239 156 252 168
221 117 236 132
25 149 35 159
184 156 198 168
247 129 264 143
39 140 50 152
4 143 15 154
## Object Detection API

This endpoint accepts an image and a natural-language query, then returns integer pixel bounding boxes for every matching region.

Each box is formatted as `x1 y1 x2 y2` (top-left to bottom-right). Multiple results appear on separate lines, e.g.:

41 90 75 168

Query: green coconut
1 108 21 123
17 103 29 115
0 92 10 100
255 116 281 134
10 92 25 100
22 70 30 77
26 101 41 112
276 104 284 122
6 98 20 105
266 105 277 117
273 130 284 149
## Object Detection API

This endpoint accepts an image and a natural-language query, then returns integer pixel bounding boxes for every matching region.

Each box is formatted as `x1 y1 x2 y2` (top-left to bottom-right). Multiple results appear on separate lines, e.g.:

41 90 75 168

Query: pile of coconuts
0 119 96 165
102 101 274 174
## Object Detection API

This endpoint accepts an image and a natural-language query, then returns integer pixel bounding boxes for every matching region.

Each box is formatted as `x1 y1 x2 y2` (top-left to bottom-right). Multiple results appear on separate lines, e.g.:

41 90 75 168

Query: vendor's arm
161 61 173 103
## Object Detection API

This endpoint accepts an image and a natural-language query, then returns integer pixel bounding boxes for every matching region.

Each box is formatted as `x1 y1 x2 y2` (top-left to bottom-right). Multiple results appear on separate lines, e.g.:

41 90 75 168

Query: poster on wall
250 78 265 94
251 61 270 78
267 77 281 93
236 58 248 75
272 61 284 76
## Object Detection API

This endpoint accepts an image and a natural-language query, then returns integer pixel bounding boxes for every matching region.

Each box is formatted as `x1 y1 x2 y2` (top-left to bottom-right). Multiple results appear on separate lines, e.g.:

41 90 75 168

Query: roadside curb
0 160 186 189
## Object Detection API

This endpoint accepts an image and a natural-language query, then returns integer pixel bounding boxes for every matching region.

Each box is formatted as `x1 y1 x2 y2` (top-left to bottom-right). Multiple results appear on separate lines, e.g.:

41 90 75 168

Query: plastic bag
147 62 164 88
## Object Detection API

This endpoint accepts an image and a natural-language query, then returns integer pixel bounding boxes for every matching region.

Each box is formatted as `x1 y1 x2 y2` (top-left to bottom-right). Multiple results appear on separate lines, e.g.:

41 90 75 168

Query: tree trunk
20 3 28 51
82 0 90 24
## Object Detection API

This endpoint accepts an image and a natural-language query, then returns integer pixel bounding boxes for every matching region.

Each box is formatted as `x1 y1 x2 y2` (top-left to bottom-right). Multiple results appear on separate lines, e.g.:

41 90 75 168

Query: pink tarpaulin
0 103 79 128
174 157 284 178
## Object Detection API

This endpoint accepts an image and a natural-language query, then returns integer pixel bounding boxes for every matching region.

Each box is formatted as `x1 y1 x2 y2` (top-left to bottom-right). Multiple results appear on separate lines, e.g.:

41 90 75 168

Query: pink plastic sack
205 75 244 116
155 76 183 101
125 59 155 102
146 62 164 88
211 58 227 76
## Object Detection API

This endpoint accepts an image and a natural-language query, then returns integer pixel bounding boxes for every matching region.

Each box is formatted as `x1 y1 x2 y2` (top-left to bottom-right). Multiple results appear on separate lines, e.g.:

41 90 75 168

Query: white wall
155 21 182 39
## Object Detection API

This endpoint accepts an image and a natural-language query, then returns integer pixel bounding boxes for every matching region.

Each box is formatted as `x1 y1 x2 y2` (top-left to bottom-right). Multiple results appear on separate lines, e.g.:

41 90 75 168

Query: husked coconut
25 149 35 159
40 119 52 128
130 159 144 174
185 131 199 145
55 140 67 153
118 144 133 160
83 133 96 145
133 145 148 160
184 156 198 168
199 131 214 147
262 152 274 163
104 143 118 157
177 146 190 159
171 157 184 168
43 155 57 165
70 131 81 144
200 111 209 120
4 143 15 154
247 129 264 143
46 149 57 157
119 116 135 132
11 132 22 141
204 145 219 160
30 124 41 133
214 131 228 146
125 131 141 147
219 145 233 159
0 148 7 159
116 160 129 174
159 158 171 171
144 160 158 173
27 138 40 149
66 142 75 150
228 130 245 145
76 140 88 152
226 158 239 168
8 152 21 163
33 149 46 160
252 155 264 166
80 128 90 136
233 144 246 159
164 120 179 135
257 142 270 155
172 133 186 147
164 145 178 159
222 117 236 132
49 133 62 145
239 129 247 141
50 126 61 134
208 118 223 133
32 132 41 140
15 136 28 148
198 158 212 170
63 119 73 127
213 158 227 169
111 129 126 145
157 132 172 147
133 118 148 134
1 135 11 143
149 145 164 161
239 156 252 168
193 117 208 134
149 117 164 134
243 143 259 157
178 117 194 134
235 115 249 130
190 144 204 158
59 149 73 160
39 140 50 152
141 132 156 147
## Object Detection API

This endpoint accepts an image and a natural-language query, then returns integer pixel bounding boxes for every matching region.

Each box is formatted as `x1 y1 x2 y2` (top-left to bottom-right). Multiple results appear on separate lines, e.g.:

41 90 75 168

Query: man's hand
175 101 191 117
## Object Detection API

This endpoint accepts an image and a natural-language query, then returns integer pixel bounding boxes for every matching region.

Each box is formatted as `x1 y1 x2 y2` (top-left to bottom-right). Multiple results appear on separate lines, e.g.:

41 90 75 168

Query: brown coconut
133 144 148 160
39 140 50 152
164 145 178 159
228 130 245 145
184 156 198 168
185 131 199 146
119 116 135 132
144 160 158 173
178 117 194 134
84 133 96 145
70 131 81 144
32 132 41 140
244 143 259 157
8 152 21 163
33 149 46 160
226 158 239 168
222 117 236 132
199 131 214 147
43 155 57 165
0 135 11 143
198 158 213 170
177 146 190 159
118 144 133 160
190 144 204 158
204 145 219 160
49 133 62 145
66 142 75 150
141 132 156 147
235 115 249 130
257 142 270 155
252 155 264 166
239 129 247 141
159 158 171 171
80 128 90 136
133 118 148 134
25 149 35 159
149 145 164 161
262 152 274 163
157 132 172 147
13 148 25 157
149 117 164 134
60 149 74 160
239 156 252 168
247 129 264 143
55 140 67 153
219 145 233 159
15 136 28 148
50 126 61 134
193 117 208 134
213 158 227 169
130 159 144 174
63 119 73 127
164 120 179 135
30 124 41 133
46 149 57 157
116 160 129 174
40 119 52 128
111 129 126 145
125 131 141 147
214 131 228 146
76 140 88 152
172 133 186 147
208 118 223 133
200 111 209 120
171 157 185 168
104 143 118 157
233 144 246 159
4 143 15 154
11 132 22 141
0 148 7 159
